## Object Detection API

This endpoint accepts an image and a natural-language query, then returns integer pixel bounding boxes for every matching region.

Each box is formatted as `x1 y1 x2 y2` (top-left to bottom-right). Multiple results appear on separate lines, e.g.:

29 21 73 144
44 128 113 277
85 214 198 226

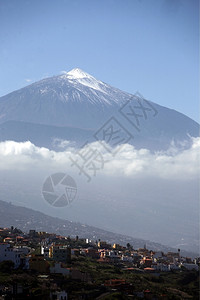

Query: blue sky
0 0 199 122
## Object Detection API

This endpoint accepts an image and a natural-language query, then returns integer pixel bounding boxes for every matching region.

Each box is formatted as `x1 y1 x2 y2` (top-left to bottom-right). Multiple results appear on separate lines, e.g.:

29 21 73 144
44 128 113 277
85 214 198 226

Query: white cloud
0 139 198 252
52 138 75 149
25 78 32 83
0 138 199 181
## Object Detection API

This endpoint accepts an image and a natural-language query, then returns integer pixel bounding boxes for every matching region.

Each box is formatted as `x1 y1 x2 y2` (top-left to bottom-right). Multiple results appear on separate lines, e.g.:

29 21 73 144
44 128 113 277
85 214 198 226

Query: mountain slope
0 120 94 149
0 68 127 128
0 68 199 150
0 199 196 257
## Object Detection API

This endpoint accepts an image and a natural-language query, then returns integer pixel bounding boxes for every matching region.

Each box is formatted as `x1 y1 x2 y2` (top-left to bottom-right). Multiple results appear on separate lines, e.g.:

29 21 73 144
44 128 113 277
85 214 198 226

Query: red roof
144 290 151 293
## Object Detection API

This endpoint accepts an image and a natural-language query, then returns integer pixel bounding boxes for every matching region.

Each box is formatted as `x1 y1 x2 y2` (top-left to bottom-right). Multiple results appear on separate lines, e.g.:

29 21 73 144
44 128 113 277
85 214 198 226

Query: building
169 263 180 271
49 245 71 263
71 248 80 256
181 263 199 271
29 255 50 273
50 290 68 300
166 252 180 263
141 258 153 267
41 246 50 258
152 251 164 260
152 263 170 272
50 262 70 275
29 230 38 237
113 243 123 250
85 248 100 259
97 241 111 249
0 243 29 269
104 279 126 287
121 255 133 262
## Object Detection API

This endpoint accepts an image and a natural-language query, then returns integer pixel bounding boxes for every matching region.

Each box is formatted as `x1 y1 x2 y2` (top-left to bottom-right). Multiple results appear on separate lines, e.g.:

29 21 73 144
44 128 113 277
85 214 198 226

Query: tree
0 260 15 272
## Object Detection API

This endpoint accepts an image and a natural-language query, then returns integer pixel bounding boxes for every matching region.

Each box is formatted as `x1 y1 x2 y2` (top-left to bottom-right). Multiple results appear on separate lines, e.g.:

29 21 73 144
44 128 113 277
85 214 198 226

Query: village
0 226 199 299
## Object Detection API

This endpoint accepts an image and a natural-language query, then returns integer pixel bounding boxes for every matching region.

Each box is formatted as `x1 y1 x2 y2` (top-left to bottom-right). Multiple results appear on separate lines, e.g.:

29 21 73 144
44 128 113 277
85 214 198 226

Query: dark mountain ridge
0 199 197 258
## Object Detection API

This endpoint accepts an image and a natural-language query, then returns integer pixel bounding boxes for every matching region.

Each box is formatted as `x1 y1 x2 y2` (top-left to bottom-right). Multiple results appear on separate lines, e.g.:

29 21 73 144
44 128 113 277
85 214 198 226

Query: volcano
0 68 199 150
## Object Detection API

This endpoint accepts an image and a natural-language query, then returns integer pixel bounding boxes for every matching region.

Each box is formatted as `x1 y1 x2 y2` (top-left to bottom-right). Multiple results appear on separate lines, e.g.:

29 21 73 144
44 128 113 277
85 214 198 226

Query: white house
50 290 68 300
121 255 133 262
108 251 118 258
14 246 31 255
41 246 50 258
168 263 180 271
152 263 170 272
50 262 70 275
0 244 23 268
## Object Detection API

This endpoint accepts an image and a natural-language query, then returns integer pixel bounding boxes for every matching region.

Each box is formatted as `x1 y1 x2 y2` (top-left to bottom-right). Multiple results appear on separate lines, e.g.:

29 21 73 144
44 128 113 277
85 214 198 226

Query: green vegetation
68 256 199 299
0 255 199 299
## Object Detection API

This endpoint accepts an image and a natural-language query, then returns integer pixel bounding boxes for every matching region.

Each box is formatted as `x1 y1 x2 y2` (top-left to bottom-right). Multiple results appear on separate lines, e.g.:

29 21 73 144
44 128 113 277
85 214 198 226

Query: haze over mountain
0 68 199 150
0 68 199 254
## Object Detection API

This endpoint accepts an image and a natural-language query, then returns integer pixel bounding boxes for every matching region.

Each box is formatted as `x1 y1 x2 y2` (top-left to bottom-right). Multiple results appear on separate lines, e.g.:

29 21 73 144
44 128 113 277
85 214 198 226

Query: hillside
0 199 197 258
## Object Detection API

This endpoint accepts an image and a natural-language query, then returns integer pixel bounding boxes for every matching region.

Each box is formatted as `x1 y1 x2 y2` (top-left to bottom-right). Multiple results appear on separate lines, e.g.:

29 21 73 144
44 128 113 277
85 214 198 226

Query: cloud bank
0 138 199 181
0 138 199 252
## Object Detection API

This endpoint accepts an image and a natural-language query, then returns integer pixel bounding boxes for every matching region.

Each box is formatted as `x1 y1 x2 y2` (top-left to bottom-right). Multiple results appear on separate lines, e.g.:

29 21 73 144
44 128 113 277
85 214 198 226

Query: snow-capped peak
60 67 109 96
32 68 126 106
67 68 93 79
